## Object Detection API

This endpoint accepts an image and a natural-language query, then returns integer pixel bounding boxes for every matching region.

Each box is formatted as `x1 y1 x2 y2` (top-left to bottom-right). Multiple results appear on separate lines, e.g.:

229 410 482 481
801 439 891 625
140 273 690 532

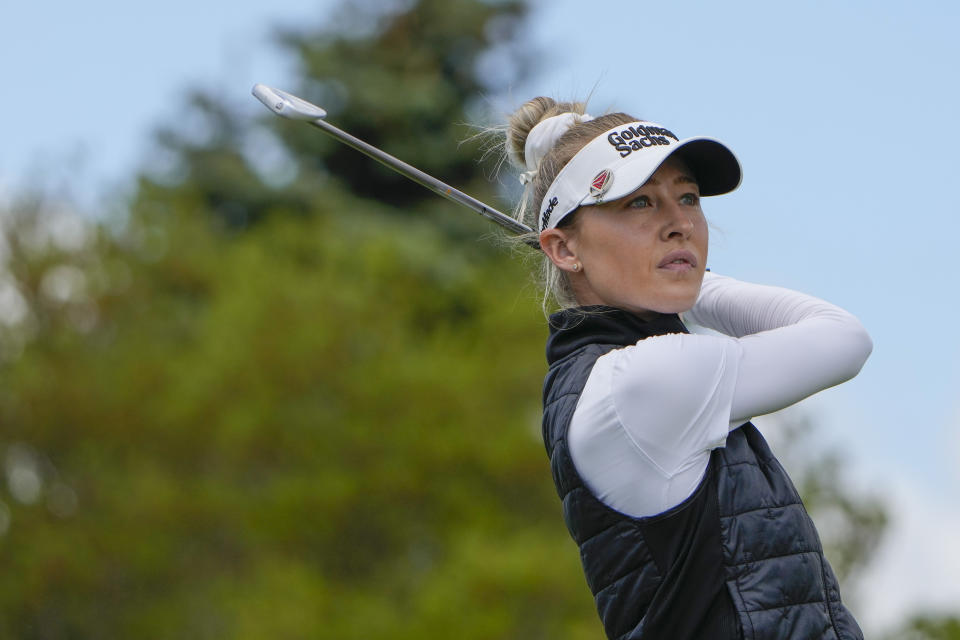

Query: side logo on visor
590 169 614 200
541 196 559 231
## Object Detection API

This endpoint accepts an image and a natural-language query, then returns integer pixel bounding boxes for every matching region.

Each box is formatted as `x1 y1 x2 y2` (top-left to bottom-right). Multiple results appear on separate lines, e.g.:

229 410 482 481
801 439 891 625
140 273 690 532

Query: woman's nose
661 202 694 240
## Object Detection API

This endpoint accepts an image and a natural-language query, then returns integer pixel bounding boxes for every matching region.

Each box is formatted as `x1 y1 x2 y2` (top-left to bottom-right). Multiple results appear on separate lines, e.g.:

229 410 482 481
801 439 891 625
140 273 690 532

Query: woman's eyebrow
675 175 698 185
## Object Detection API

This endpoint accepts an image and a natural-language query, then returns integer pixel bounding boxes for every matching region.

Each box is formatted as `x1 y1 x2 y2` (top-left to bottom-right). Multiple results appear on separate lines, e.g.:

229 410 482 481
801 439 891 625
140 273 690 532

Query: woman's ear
539 228 580 274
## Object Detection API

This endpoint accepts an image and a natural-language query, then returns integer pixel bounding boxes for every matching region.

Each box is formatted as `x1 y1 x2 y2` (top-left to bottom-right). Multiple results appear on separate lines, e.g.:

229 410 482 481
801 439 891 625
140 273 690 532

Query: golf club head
252 84 327 121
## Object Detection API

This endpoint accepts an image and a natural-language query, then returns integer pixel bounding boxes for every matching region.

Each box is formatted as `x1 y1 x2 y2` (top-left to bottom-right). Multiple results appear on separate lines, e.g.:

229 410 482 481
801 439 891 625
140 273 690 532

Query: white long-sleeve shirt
567 272 873 518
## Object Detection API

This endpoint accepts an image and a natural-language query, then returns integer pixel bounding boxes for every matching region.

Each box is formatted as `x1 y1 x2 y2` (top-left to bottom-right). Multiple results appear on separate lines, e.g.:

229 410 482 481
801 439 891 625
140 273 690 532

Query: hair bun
507 97 587 171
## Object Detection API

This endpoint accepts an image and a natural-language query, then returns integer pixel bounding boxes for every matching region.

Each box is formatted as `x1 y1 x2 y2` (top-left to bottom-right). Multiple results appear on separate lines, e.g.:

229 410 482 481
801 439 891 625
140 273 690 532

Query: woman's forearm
685 272 873 422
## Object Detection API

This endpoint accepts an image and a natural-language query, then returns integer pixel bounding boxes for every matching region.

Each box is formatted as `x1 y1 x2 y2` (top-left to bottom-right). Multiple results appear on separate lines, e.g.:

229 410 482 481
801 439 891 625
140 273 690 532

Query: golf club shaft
306 117 534 239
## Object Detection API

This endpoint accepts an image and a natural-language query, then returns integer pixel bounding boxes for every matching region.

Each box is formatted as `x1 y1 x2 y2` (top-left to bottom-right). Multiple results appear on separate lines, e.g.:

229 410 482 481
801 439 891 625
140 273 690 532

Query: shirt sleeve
606 272 873 477
606 333 743 478
683 272 873 423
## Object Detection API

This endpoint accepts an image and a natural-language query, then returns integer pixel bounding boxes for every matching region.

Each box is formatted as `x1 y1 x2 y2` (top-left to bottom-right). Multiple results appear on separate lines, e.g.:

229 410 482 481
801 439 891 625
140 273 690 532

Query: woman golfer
504 98 872 639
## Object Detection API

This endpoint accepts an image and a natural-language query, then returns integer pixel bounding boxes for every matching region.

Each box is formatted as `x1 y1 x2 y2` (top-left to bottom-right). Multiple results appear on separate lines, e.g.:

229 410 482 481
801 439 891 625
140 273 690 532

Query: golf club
251 84 538 246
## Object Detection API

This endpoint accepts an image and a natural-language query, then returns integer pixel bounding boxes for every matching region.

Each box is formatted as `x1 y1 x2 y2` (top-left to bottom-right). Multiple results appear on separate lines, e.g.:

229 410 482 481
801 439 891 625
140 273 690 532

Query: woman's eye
680 193 700 205
629 195 652 209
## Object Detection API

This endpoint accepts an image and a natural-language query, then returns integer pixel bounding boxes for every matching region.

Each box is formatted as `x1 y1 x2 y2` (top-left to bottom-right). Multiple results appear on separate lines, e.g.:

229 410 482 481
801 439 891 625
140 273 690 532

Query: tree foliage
146 0 525 235
888 615 960 640
0 188 601 638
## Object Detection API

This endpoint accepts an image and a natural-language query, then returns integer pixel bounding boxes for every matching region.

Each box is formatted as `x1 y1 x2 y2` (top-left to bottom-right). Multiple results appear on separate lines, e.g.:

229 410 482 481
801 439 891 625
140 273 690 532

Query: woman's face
542 155 708 317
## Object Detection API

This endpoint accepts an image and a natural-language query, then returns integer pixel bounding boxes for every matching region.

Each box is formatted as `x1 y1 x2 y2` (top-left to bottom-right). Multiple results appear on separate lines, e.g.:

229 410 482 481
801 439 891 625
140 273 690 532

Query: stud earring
571 262 581 272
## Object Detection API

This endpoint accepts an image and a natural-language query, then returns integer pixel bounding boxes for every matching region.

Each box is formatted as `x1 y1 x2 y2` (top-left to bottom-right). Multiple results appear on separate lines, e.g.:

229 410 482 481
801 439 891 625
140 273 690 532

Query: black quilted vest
542 307 863 640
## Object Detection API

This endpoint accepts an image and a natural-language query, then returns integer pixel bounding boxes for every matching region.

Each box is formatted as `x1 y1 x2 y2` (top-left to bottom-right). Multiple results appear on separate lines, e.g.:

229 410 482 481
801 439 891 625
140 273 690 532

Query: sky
2 0 959 632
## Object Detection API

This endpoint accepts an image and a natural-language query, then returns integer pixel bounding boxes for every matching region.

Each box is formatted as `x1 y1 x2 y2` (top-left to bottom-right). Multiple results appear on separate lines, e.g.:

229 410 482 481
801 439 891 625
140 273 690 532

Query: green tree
889 615 960 640
0 184 602 639
145 0 527 237
0 2 604 638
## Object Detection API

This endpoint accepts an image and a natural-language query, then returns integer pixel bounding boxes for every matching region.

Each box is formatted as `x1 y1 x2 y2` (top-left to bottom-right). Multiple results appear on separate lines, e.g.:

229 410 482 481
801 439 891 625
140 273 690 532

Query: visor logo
607 125 678 158
590 169 614 199
541 196 559 231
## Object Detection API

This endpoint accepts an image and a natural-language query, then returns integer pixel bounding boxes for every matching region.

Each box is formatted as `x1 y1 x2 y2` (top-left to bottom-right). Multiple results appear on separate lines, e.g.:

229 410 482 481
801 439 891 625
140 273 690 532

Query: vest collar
546 306 688 364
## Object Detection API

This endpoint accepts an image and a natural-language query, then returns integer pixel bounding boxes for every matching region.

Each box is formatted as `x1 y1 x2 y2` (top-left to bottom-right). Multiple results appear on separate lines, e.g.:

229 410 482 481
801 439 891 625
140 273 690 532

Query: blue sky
3 0 959 630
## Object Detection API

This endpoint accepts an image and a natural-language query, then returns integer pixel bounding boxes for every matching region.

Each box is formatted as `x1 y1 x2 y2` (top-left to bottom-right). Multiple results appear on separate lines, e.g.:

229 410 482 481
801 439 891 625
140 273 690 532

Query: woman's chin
578 279 703 316
629 291 701 317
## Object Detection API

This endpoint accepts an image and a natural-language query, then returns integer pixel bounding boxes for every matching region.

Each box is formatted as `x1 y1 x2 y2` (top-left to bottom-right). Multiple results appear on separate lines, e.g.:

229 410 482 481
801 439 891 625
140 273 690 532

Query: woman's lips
658 250 698 272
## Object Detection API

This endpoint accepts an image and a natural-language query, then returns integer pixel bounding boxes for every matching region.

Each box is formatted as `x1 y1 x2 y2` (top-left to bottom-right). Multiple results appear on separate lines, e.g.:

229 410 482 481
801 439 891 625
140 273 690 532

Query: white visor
538 121 742 232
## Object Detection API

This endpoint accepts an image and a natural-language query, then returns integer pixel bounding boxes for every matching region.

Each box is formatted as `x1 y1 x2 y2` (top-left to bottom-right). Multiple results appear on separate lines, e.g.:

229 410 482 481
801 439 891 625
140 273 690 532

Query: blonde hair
504 97 639 310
